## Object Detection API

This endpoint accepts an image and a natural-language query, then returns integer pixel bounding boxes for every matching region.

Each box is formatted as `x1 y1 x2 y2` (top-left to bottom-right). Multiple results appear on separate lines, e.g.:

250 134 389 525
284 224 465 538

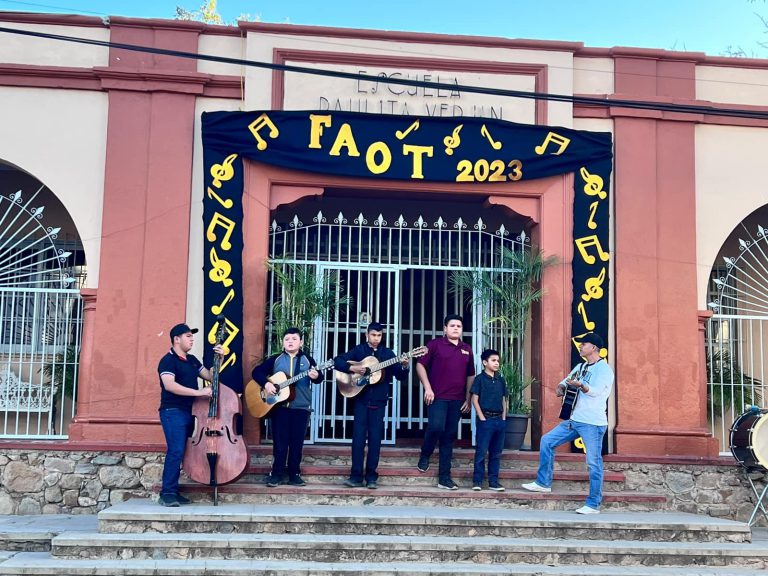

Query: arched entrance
706 204 768 452
265 192 530 444
0 160 86 438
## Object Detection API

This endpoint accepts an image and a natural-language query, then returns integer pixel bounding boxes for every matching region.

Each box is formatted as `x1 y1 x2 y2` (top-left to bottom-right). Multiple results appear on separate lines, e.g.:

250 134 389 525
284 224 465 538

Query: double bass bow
182 315 248 505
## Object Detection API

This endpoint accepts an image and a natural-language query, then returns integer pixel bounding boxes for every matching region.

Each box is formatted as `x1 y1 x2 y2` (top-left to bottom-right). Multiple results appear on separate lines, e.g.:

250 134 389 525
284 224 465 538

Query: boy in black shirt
334 322 410 489
471 349 507 491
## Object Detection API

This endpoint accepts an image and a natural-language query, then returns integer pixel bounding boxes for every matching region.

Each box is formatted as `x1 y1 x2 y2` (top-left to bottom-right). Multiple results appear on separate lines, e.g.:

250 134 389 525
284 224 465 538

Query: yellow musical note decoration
582 267 606 302
207 316 240 350
480 124 502 150
211 288 235 315
443 124 463 155
396 119 420 140
534 131 570 156
577 301 596 330
574 235 610 265
580 167 607 200
206 212 236 251
206 187 234 209
220 352 237 372
587 200 599 230
208 247 233 288
574 437 586 453
210 153 238 189
248 113 280 151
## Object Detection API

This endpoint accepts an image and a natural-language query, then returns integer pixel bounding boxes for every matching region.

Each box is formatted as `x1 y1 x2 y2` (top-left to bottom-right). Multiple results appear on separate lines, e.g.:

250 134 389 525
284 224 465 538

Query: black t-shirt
470 371 507 414
158 348 203 411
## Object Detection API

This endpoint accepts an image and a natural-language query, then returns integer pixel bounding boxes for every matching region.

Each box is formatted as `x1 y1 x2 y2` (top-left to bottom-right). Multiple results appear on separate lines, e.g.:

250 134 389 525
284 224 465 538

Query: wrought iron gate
268 208 525 444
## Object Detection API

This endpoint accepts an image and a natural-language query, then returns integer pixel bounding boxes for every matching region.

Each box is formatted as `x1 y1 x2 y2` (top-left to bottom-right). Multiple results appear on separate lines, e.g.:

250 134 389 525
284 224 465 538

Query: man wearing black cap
157 323 224 507
521 332 614 514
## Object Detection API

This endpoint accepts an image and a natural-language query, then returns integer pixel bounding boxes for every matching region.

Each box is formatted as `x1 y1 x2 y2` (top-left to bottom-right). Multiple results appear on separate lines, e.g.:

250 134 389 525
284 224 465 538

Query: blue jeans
159 408 193 497
350 401 386 483
537 420 607 509
420 399 463 482
473 417 505 485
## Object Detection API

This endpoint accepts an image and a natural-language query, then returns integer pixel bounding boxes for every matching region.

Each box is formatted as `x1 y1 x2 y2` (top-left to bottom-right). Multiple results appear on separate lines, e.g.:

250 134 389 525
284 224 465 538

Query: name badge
461 349 470 355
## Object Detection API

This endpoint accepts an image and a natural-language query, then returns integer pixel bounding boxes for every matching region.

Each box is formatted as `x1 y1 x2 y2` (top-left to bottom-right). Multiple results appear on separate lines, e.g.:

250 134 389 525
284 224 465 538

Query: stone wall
0 450 162 515
616 462 766 524
0 448 765 524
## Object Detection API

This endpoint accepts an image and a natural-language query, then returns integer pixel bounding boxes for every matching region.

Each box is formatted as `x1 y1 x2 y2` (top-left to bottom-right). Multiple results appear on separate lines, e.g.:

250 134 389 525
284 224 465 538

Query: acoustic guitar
245 359 333 418
335 346 427 398
558 363 588 420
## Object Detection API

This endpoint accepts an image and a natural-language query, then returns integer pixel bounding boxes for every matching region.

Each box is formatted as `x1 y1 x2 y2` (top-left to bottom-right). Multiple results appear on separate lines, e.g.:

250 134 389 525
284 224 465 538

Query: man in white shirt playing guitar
522 332 614 514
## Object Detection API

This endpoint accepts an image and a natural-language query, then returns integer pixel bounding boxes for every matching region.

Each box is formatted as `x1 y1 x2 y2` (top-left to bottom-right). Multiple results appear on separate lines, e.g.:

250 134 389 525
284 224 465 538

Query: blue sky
1 0 766 57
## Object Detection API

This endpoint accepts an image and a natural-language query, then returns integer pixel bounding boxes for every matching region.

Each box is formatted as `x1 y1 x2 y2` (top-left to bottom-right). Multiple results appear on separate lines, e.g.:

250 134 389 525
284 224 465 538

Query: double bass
182 315 248 505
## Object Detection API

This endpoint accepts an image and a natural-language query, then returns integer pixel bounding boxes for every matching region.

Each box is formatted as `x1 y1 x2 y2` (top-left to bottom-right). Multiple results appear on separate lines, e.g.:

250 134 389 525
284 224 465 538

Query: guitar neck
370 351 413 373
277 361 331 389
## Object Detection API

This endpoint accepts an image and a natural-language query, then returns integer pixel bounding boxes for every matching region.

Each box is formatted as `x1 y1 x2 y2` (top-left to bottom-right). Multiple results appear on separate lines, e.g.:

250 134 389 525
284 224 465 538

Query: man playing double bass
157 323 225 507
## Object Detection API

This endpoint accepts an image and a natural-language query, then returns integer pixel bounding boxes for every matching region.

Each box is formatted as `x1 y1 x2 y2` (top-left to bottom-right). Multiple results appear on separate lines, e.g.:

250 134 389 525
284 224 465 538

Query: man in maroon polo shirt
416 314 475 490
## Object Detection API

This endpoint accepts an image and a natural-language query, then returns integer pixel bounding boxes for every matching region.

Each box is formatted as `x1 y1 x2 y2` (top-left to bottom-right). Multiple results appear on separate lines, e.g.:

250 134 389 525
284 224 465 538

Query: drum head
752 413 768 469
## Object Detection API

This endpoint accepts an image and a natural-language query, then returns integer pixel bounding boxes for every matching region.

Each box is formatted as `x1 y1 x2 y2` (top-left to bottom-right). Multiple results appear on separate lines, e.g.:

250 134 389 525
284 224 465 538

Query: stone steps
241 464 627 490
3 553 767 576
48 530 768 566
98 501 744 542
176 481 666 510
0 502 762 575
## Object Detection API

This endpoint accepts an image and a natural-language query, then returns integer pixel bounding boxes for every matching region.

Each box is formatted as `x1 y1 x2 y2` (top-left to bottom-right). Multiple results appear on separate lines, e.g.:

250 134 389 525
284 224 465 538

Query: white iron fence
706 314 768 454
0 287 83 438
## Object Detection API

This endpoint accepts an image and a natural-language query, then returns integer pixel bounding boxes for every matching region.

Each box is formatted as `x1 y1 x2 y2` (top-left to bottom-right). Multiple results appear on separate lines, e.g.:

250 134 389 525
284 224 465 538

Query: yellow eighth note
534 131 570 156
395 119 420 140
587 201 599 230
480 124 502 150
582 267 606 302
211 288 235 315
574 437 586 453
206 187 234 210
443 125 463 155
248 113 280 151
210 153 238 189
580 167 607 200
574 235 610 265
577 301 596 331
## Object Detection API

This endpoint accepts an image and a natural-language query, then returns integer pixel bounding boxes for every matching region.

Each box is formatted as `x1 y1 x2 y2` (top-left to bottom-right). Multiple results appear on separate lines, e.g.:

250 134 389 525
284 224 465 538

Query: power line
0 0 107 16
1 24 768 120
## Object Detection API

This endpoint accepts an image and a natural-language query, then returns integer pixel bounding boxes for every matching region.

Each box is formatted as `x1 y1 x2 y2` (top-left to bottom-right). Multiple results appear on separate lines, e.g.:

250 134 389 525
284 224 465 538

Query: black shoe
488 482 505 492
417 456 430 473
265 474 284 488
288 475 307 486
437 478 458 490
175 493 192 505
158 494 179 507
366 481 378 489
344 478 364 488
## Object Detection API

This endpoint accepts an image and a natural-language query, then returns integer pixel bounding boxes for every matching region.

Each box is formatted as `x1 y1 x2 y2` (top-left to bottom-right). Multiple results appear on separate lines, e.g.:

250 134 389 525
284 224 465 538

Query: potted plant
451 243 556 450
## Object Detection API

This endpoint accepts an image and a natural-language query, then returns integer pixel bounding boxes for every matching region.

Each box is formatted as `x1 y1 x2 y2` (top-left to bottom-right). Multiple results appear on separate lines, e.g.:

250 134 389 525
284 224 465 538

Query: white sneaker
575 505 600 515
521 482 551 493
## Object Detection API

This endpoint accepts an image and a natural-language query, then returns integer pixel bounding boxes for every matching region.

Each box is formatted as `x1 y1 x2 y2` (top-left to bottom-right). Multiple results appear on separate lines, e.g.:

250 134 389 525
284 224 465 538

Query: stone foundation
0 448 765 524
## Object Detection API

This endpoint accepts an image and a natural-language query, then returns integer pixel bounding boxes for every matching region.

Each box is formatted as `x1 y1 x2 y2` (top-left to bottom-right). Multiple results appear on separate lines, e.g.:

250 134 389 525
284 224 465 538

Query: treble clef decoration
443 125 463 155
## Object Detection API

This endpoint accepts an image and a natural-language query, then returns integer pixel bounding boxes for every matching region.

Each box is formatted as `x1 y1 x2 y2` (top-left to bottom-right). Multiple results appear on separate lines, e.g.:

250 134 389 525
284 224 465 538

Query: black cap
576 332 604 349
170 323 198 342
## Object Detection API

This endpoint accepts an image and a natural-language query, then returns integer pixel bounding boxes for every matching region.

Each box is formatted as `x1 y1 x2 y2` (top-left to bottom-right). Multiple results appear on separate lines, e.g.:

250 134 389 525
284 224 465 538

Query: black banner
201 110 613 390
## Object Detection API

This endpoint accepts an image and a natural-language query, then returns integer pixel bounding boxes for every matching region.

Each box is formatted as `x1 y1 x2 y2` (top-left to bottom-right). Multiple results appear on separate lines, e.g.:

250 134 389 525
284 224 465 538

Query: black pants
350 401 386 483
270 407 310 479
419 399 463 481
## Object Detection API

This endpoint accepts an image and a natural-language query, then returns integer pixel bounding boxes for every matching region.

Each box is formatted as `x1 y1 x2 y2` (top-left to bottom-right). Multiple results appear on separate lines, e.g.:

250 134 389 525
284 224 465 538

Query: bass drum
730 410 768 471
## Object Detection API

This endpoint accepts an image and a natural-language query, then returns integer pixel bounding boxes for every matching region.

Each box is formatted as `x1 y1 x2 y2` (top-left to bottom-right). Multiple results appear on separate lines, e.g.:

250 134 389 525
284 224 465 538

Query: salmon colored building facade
1 11 767 462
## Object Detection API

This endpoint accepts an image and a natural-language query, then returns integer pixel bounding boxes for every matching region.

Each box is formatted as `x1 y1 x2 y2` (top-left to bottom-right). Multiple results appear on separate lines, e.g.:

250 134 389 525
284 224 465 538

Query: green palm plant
450 245 557 414
267 260 351 354
706 348 763 416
